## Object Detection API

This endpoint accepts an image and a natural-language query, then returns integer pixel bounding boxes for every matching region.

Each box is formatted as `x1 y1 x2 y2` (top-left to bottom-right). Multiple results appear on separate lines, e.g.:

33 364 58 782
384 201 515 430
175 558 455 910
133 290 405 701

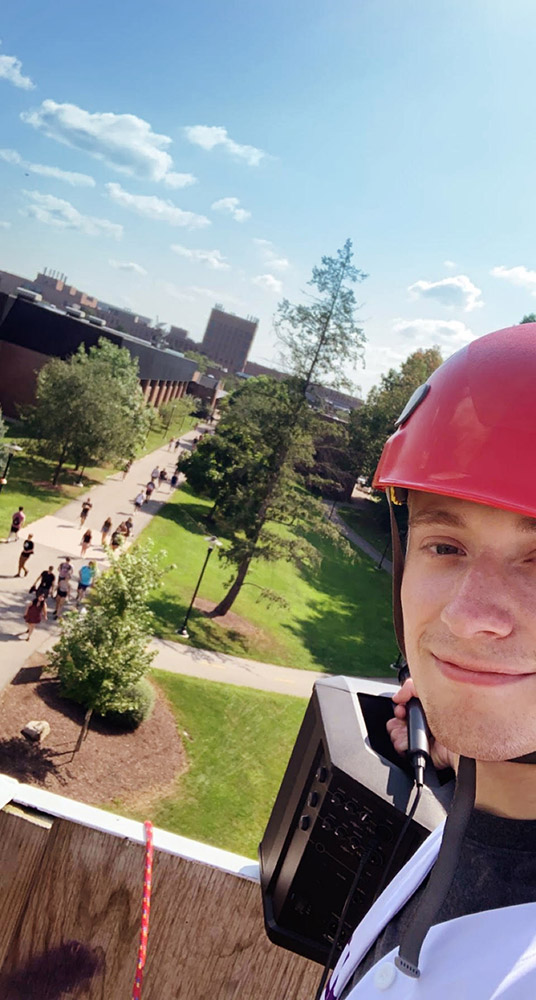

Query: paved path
0 430 198 689
150 638 325 698
328 503 392 574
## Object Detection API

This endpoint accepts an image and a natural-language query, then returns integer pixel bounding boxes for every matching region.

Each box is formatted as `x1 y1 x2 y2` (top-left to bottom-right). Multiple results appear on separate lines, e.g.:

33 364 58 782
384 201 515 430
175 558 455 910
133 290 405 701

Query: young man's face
402 491 536 761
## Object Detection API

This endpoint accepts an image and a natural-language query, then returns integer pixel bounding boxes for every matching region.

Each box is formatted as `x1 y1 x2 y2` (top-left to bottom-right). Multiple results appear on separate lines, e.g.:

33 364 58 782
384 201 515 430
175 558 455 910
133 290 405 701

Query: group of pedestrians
19 555 97 640
5 430 196 645
133 462 180 513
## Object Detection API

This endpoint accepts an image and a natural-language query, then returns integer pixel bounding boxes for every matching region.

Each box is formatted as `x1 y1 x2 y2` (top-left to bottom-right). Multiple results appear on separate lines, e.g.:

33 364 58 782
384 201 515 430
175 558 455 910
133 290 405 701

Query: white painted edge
0 774 260 882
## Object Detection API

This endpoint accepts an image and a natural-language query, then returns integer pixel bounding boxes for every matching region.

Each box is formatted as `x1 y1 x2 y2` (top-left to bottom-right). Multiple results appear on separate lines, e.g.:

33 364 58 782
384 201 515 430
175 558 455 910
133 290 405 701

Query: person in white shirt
323 323 536 999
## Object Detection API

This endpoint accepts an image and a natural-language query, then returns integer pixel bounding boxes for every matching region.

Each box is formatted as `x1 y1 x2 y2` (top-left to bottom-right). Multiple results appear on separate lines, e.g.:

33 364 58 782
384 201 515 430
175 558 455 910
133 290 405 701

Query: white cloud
393 318 475 350
0 220 11 229
253 273 283 294
163 170 198 189
444 260 456 269
0 147 95 187
106 182 210 229
490 265 536 296
21 100 197 187
253 237 289 270
0 43 35 90
184 125 265 166
408 274 483 312
22 190 123 239
109 259 147 276
211 196 251 222
171 244 230 270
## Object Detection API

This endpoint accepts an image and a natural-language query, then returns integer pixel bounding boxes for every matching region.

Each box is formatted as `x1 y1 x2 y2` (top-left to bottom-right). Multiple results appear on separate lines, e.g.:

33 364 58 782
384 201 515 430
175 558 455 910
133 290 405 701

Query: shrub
103 678 156 731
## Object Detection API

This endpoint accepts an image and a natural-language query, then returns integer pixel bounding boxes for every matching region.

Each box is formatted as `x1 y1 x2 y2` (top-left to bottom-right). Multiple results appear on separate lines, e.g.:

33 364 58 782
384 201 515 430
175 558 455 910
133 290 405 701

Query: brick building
0 292 198 418
201 307 258 371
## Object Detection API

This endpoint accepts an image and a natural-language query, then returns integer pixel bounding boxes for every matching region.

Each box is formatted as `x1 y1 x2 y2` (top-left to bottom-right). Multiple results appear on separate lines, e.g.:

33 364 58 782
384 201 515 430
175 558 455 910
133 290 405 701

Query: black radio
259 676 454 965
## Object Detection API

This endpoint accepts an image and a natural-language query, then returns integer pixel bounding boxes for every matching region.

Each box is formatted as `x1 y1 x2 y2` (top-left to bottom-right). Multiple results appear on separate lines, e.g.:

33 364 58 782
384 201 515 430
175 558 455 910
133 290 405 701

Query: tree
520 313 536 324
49 545 165 744
182 240 365 617
349 347 443 480
26 338 151 484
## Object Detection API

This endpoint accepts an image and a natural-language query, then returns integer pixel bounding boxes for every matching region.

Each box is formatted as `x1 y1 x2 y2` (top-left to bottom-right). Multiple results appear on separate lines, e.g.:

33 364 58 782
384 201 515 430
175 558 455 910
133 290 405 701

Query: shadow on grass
282 529 397 677
149 595 250 656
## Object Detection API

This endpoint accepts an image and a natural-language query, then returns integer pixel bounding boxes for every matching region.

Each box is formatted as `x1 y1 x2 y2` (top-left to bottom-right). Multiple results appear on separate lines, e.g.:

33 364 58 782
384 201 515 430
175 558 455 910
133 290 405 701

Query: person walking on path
159 468 168 487
53 575 70 619
20 593 47 640
79 498 92 527
151 466 159 484
145 480 155 503
58 557 73 587
109 528 122 553
122 459 132 479
170 472 179 489
80 529 92 557
101 516 113 546
76 561 96 604
32 565 55 599
16 534 34 577
124 516 134 538
7 507 25 542
168 438 175 451
134 491 145 513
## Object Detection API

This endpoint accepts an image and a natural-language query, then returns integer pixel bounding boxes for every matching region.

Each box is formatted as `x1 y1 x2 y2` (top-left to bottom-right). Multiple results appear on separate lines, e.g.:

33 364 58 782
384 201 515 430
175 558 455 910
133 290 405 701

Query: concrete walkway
0 430 199 689
328 503 393 574
150 638 325 699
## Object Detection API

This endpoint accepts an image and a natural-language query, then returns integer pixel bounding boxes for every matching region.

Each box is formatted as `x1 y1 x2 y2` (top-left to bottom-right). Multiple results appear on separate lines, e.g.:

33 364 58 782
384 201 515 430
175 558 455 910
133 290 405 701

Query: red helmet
373 323 536 518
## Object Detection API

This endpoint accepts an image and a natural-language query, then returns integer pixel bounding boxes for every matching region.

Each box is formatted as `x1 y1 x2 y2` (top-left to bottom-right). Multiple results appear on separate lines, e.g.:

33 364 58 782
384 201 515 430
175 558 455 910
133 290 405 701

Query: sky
2 0 536 395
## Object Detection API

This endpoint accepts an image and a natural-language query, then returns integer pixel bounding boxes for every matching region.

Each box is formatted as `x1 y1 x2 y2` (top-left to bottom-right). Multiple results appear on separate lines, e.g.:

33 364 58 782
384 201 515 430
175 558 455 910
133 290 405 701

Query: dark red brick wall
0 341 49 417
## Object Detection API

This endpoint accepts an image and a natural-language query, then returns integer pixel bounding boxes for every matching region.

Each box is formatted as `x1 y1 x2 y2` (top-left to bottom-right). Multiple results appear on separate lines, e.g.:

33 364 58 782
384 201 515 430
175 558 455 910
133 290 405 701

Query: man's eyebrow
409 508 536 532
408 509 465 529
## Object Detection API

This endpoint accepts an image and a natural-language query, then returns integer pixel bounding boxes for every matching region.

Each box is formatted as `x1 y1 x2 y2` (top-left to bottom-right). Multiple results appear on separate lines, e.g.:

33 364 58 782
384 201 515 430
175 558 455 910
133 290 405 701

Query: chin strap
395 756 476 978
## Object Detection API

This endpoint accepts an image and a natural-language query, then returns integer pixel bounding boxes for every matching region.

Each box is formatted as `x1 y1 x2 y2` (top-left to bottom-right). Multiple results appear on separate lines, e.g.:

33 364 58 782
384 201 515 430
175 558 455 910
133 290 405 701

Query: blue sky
2 0 536 394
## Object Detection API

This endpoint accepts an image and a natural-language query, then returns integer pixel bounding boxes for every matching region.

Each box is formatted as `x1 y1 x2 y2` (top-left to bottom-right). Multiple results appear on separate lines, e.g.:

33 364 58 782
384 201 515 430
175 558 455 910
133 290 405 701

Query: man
324 324 536 999
16 533 34 577
33 565 55 599
7 506 25 541
76 561 96 603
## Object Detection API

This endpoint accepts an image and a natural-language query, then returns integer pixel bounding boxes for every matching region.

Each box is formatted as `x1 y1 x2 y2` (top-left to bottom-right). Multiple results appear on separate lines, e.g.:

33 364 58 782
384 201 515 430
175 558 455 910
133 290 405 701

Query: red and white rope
132 820 154 1000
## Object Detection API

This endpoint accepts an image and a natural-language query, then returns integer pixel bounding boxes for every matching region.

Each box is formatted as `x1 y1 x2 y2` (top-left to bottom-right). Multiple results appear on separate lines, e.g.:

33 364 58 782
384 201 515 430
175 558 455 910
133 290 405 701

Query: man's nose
440 558 514 638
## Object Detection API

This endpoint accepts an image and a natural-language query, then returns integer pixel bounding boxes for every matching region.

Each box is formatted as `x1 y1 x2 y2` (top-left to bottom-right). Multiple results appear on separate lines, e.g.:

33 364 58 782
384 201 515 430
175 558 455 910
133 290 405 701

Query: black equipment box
259 676 454 965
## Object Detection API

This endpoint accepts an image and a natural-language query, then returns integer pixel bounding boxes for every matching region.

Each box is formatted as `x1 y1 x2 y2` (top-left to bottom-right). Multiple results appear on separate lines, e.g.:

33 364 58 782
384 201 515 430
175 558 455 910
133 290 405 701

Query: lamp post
0 444 23 494
177 535 222 638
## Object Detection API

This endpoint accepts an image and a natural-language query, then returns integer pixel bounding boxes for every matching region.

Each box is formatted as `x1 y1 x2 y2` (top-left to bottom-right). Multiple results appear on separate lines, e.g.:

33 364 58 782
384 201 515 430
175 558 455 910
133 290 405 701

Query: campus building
201 307 258 371
0 292 201 418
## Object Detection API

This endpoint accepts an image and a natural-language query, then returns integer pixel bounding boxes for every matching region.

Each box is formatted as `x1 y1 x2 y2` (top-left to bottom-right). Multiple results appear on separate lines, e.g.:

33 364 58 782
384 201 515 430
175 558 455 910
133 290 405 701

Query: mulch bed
0 659 187 810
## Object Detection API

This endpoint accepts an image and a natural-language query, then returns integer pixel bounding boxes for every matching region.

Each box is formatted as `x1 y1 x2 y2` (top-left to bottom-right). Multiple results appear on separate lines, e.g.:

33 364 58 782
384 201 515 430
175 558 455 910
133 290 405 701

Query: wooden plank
0 817 321 999
0 808 50 971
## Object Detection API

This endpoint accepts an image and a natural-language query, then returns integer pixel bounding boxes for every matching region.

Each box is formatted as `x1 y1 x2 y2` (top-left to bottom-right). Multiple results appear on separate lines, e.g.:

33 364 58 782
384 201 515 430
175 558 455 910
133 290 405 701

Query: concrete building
201 307 258 371
0 292 198 418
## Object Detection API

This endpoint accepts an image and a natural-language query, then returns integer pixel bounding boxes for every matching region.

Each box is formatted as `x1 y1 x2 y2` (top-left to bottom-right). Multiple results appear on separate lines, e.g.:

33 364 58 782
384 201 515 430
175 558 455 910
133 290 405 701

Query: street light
0 444 23 494
177 535 222 638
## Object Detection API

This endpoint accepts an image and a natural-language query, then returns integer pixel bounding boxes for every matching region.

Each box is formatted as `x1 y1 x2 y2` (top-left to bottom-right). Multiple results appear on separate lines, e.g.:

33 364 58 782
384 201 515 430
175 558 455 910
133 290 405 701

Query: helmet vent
394 383 430 428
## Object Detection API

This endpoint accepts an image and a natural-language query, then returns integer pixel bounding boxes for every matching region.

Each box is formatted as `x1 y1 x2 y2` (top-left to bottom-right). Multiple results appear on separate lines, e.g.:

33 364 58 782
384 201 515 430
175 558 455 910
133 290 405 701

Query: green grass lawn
144 485 397 676
114 671 308 858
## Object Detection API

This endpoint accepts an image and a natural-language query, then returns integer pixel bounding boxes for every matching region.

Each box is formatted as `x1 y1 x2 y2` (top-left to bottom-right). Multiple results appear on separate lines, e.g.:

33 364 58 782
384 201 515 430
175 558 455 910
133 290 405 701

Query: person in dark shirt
16 534 34 577
33 565 55 598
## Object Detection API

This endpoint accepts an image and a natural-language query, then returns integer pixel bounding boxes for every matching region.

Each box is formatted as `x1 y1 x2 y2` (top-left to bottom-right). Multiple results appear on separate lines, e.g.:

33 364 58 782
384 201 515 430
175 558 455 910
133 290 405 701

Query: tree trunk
208 555 252 617
73 707 93 756
52 444 69 486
